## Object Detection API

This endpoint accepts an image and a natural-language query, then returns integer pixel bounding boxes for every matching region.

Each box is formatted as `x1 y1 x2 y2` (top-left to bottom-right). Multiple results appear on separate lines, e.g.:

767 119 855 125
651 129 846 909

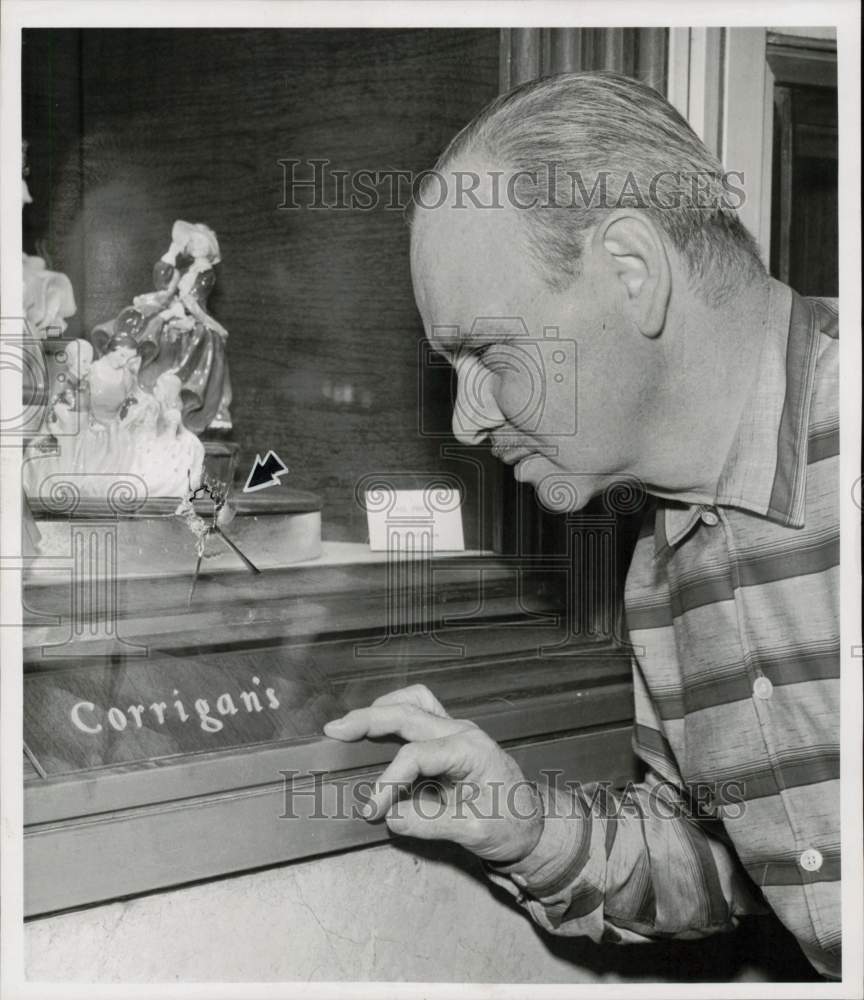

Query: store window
21 27 660 915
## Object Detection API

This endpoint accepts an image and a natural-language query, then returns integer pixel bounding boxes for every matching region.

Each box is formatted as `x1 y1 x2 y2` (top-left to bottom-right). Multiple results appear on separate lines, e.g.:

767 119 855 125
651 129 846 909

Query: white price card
365 487 465 553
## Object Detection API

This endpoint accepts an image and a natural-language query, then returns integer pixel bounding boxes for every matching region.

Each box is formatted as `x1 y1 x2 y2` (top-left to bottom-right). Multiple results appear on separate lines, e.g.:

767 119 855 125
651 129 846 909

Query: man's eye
472 343 498 361
452 343 503 368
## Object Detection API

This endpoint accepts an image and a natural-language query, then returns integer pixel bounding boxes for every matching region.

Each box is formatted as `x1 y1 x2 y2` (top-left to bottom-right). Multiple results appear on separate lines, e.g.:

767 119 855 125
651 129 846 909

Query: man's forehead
410 184 537 332
413 171 517 249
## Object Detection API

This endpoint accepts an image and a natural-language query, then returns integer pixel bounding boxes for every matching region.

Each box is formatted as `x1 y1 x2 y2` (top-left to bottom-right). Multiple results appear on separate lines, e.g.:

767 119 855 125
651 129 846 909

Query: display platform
24 489 323 581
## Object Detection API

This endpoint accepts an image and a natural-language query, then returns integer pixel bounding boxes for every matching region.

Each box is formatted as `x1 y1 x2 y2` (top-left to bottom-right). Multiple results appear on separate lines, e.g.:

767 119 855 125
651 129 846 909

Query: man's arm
324 684 767 943
482 769 767 944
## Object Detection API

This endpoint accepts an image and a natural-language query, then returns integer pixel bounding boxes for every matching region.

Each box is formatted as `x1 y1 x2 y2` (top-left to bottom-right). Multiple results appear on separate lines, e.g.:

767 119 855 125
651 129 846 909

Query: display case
23 535 641 914
20 26 654 917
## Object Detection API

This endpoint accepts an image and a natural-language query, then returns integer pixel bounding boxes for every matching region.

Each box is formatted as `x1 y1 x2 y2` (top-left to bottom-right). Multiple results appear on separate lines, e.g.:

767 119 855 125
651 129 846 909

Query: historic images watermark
278 769 748 822
277 160 748 213
2 316 152 655
0 316 67 443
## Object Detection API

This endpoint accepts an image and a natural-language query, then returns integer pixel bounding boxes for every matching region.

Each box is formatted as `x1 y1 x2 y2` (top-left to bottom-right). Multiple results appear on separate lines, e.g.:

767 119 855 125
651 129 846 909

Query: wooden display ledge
24 488 323 580
26 487 322 518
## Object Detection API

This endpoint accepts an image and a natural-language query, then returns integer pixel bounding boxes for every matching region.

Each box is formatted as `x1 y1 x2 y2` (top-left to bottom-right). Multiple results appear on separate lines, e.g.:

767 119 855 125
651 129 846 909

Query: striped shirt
486 278 840 978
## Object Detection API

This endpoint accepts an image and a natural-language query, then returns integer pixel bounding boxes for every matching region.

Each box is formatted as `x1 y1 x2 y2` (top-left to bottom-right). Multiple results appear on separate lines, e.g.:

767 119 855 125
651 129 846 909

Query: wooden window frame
667 27 837 269
766 33 838 290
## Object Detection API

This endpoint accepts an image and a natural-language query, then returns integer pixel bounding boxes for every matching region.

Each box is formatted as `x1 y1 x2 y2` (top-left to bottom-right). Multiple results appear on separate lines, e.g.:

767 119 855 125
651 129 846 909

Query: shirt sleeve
484 771 768 944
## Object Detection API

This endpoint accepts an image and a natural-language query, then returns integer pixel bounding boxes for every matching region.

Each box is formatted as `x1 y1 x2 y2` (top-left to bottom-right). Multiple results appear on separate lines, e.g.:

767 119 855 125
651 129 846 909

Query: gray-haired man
325 72 840 979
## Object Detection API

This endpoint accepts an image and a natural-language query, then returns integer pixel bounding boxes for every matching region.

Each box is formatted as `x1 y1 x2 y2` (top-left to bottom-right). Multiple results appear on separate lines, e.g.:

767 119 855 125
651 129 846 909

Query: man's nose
451 356 505 446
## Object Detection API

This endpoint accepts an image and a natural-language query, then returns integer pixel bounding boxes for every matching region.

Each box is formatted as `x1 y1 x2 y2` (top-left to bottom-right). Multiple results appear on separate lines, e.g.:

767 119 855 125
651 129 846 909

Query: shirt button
700 507 720 527
800 848 823 872
753 676 774 700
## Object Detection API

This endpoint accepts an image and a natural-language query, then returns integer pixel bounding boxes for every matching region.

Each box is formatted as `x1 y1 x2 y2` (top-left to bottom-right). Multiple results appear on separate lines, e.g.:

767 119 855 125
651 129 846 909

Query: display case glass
21 26 652 916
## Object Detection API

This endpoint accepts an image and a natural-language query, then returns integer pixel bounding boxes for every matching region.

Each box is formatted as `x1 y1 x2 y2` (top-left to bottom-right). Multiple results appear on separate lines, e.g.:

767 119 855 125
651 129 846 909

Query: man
324 72 840 979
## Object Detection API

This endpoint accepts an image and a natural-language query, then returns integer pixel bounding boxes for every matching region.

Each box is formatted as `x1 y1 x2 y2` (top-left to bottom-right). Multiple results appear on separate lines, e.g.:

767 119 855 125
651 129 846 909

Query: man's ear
592 211 671 338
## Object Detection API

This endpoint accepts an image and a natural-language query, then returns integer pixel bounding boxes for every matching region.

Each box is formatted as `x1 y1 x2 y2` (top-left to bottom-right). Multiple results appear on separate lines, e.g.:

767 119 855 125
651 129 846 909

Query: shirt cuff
484 783 592 899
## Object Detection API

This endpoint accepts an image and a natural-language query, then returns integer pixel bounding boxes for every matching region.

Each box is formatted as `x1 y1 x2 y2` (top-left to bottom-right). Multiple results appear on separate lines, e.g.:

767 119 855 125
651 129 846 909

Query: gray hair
413 71 766 304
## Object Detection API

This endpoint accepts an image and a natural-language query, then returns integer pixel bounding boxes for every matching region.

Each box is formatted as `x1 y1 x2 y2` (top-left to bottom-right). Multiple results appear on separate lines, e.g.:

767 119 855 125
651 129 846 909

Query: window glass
22 28 502 549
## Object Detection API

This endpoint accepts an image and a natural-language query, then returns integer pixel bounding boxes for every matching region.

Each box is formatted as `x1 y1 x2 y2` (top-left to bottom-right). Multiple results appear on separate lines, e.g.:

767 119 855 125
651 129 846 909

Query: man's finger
370 684 450 718
384 787 467 842
365 736 470 817
323 702 469 743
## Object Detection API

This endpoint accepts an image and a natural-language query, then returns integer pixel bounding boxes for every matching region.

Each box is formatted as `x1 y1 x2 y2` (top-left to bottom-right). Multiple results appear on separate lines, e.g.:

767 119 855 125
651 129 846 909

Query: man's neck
638 274 773 499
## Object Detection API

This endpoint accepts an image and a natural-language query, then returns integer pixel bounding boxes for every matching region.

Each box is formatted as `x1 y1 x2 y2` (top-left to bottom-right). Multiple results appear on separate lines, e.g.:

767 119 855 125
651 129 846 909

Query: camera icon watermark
1 317 49 440
0 316 82 443
851 474 863 512
419 317 577 442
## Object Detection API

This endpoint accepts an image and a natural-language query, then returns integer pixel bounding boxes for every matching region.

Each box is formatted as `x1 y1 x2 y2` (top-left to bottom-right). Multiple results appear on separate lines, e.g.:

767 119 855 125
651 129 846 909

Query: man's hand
323 684 544 865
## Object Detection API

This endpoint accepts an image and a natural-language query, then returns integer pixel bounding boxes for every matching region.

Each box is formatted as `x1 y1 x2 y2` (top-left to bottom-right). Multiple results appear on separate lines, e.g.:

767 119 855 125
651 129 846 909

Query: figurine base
24 490 322 582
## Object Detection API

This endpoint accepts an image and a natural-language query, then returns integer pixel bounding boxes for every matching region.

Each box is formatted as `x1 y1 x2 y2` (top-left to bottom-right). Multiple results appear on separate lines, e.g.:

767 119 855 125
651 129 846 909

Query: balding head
408 70 765 306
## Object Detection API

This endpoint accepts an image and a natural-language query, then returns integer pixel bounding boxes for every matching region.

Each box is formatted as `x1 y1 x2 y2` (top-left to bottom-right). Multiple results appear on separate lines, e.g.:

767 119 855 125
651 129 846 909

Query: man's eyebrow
468 318 525 340
432 321 516 343
428 318 521 359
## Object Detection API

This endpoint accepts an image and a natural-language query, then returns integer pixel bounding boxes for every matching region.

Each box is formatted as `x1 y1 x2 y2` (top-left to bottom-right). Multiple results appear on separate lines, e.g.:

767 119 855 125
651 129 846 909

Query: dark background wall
22 28 502 542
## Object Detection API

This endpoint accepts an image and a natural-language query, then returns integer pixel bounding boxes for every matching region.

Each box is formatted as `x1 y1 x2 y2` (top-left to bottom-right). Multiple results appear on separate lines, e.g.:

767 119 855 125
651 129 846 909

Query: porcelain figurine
22 141 76 339
24 332 205 501
91 220 232 435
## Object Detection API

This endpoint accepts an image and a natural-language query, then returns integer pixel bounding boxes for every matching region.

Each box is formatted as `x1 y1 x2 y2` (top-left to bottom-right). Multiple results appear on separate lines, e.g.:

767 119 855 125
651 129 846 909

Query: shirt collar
653 278 822 556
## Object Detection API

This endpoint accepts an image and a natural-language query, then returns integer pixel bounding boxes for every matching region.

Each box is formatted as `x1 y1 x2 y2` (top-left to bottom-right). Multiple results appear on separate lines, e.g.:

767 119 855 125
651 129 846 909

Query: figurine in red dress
92 220 232 435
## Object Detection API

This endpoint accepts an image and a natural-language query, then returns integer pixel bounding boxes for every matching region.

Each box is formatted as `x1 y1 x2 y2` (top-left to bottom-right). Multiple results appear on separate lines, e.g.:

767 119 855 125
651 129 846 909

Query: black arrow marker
243 450 290 493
